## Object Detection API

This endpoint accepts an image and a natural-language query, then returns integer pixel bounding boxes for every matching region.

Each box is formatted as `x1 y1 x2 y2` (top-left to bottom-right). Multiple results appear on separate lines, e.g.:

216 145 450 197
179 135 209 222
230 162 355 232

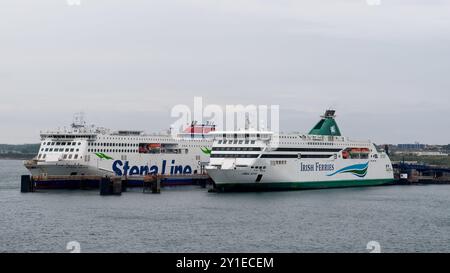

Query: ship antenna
245 113 250 130
72 112 86 128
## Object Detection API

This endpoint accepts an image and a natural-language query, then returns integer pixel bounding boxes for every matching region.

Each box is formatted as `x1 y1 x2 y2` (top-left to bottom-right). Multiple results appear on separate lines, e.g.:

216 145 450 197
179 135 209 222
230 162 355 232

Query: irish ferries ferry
24 114 214 187
206 110 394 191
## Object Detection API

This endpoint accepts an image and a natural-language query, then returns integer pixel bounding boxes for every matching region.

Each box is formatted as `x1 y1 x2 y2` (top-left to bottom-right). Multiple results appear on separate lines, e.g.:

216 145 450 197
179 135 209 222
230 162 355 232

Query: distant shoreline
0 154 35 160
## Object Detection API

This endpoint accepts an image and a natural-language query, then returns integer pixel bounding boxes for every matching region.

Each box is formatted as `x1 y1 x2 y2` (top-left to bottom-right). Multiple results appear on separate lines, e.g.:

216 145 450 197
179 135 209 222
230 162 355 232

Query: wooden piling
121 178 128 192
152 176 161 194
20 175 35 193
112 177 122 195
99 177 110 195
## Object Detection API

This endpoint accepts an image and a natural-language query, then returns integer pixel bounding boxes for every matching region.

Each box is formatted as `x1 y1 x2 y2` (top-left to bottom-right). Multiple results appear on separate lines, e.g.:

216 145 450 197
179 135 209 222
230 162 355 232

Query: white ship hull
24 116 215 187
207 155 393 191
28 153 208 177
206 110 394 192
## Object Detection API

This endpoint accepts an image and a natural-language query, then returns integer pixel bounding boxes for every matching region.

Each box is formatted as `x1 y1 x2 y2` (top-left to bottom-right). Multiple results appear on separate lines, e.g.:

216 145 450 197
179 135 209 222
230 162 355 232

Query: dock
393 162 450 185
21 174 213 194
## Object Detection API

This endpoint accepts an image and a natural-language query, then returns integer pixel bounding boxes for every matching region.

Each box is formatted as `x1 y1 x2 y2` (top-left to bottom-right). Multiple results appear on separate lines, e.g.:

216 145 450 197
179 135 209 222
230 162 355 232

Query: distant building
415 152 448 156
397 143 426 150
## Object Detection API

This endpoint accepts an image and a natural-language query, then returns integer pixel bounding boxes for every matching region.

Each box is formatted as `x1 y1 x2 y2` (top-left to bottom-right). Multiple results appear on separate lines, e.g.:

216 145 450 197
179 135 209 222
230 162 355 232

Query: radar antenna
322 109 336 119
245 113 250 130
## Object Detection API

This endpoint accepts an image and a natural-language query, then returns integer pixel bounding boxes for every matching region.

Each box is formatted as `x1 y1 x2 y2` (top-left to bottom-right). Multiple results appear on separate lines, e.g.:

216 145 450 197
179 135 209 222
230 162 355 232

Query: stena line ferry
206 110 394 192
24 114 214 187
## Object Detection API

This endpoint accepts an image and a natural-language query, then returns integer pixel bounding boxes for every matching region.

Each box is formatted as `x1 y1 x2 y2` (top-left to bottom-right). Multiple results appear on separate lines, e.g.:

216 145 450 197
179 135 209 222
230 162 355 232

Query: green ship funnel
308 110 342 136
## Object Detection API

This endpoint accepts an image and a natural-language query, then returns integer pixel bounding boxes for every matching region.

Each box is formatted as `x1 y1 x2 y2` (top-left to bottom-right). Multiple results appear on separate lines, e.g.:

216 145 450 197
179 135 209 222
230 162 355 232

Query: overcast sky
1 0 449 144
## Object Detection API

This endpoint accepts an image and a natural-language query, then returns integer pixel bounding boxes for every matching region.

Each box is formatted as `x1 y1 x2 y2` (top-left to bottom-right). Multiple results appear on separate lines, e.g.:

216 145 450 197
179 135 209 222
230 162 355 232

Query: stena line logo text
300 162 335 172
112 160 192 176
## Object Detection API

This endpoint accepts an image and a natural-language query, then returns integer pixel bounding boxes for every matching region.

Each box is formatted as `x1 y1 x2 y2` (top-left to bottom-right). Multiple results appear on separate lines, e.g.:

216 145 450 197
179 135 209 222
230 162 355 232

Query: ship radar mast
322 109 336 119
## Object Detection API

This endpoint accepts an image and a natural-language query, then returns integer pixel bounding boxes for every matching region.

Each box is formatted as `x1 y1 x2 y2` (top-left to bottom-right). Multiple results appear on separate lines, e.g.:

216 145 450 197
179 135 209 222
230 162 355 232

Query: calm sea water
0 159 449 253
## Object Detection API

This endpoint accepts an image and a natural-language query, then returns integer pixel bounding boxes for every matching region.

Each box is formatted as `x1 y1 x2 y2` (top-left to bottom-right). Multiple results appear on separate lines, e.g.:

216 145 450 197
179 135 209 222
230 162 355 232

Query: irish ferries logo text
327 162 369 178
300 162 335 172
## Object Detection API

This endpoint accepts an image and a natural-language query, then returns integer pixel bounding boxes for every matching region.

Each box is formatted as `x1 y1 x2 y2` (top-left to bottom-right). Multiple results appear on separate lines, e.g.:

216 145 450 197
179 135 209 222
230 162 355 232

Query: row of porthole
88 143 138 147
88 149 137 153
218 140 256 145
41 148 80 152
38 154 80 160
42 142 81 146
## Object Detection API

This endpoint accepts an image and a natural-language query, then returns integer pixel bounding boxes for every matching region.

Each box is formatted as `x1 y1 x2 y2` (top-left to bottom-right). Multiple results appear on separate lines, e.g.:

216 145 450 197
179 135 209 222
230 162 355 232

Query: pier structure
393 162 450 184
21 174 212 193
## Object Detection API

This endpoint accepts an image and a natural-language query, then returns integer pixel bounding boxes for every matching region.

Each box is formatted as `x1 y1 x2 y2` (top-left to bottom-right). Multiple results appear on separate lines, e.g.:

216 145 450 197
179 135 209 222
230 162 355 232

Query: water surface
1 159 449 253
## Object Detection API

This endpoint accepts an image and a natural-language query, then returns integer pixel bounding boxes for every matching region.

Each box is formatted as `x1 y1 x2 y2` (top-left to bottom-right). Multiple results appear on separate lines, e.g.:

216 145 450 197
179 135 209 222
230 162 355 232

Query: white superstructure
25 115 214 184
206 110 394 191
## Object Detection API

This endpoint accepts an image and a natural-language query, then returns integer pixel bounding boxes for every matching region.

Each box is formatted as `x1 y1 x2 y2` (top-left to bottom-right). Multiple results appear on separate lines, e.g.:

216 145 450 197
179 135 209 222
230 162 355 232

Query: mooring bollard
20 175 35 193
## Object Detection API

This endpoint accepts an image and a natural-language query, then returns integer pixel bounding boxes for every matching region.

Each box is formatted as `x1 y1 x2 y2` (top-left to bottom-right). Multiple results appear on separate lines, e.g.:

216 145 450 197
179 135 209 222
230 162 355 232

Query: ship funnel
308 109 341 136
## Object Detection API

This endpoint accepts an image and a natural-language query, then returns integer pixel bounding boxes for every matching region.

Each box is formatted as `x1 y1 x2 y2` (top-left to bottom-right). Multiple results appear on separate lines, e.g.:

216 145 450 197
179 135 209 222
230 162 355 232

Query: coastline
0 154 35 161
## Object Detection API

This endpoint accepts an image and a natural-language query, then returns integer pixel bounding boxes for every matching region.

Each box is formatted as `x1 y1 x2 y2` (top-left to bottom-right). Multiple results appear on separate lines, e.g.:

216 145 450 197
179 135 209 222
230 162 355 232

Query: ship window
51 142 55 145
63 154 68 159
49 148 53 152
45 148 49 152
43 154 46 159
56 142 61 145
68 154 73 159
70 148 74 152
251 141 255 144
65 148 69 152
76 149 79 152
38 154 41 159
59 148 64 152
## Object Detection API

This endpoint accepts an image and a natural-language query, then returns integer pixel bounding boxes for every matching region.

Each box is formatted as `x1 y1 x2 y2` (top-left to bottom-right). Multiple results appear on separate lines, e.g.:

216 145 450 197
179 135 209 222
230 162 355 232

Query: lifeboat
342 150 350 159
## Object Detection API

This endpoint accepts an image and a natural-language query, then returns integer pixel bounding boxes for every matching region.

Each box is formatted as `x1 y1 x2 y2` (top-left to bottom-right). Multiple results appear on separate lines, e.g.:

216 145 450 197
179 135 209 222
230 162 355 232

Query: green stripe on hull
215 179 394 192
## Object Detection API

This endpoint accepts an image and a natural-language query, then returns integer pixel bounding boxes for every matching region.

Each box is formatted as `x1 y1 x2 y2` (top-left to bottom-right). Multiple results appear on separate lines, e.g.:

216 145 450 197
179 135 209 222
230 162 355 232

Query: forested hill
0 144 39 159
